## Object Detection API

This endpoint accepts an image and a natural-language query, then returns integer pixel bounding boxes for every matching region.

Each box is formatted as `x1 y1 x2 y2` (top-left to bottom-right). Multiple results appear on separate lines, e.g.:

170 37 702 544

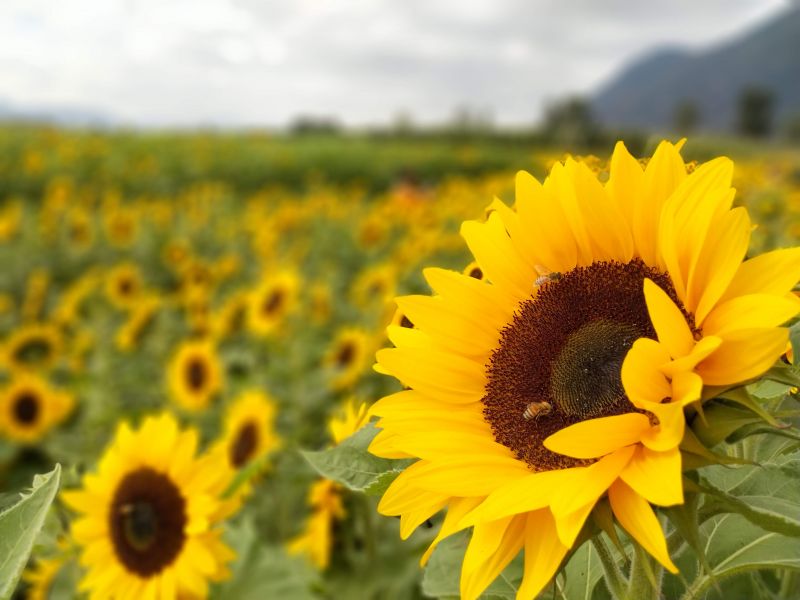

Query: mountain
0 99 113 128
591 5 800 132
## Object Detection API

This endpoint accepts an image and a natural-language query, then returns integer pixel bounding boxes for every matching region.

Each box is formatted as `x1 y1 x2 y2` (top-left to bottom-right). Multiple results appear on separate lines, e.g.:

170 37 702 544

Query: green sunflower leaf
0 464 61 600
300 422 411 492
697 451 800 538
671 514 800 600
691 403 765 448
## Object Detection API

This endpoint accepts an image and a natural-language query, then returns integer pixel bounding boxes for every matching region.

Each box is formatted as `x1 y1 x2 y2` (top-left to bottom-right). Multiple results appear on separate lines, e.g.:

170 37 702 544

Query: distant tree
541 96 602 148
736 86 774 138
289 116 341 136
782 112 800 142
674 100 700 134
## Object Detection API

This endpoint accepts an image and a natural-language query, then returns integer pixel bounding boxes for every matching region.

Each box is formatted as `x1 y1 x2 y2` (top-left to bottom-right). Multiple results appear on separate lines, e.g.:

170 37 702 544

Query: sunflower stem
591 535 628 600
626 542 662 600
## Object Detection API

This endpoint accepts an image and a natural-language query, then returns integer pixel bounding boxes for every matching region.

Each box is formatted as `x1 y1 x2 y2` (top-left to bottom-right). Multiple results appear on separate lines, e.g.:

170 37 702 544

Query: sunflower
103 205 139 248
62 413 236 598
23 555 65 600
350 263 396 310
324 327 373 391
0 372 74 444
1 323 63 371
215 390 280 475
246 271 299 337
370 141 800 599
167 340 223 412
289 401 370 569
105 263 144 310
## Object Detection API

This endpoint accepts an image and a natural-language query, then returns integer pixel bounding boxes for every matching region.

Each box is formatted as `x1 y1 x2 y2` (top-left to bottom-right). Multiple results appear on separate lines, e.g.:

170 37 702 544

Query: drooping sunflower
167 340 223 412
289 401 371 569
63 413 236 599
324 327 374 391
370 141 800 599
0 372 74 444
246 271 300 337
215 390 280 475
2 322 63 371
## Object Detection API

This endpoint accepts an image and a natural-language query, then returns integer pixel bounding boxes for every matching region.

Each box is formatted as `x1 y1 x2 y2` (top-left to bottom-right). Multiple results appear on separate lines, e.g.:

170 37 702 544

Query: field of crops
1 126 800 599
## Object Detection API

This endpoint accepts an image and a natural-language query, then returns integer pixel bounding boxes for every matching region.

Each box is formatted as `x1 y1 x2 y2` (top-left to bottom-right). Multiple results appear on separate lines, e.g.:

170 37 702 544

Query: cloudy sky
0 0 790 127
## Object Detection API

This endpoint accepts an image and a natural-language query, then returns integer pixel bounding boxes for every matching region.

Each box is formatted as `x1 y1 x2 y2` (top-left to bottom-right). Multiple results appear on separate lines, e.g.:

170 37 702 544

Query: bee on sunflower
0 372 74 444
63 413 236 599
369 141 800 599
167 339 223 412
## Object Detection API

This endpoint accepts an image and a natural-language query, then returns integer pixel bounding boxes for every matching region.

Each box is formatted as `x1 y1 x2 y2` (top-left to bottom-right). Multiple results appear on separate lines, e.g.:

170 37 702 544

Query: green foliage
0 464 61 600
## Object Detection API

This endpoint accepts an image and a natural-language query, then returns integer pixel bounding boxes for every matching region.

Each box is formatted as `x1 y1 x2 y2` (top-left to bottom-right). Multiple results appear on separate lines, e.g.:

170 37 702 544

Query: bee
533 271 562 288
523 401 553 421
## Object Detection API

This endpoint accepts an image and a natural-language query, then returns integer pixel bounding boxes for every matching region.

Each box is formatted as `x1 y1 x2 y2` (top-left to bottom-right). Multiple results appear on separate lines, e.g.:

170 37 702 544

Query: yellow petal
608 480 678 573
620 446 683 506
544 413 650 459
702 293 800 337
622 338 672 406
554 500 596 548
696 327 788 386
423 267 513 325
605 141 644 233
421 496 483 565
378 463 450 516
405 455 532 497
659 336 721 378
643 279 694 359
551 447 635 517
640 402 685 452
516 510 570 600
461 516 526 600
720 247 800 302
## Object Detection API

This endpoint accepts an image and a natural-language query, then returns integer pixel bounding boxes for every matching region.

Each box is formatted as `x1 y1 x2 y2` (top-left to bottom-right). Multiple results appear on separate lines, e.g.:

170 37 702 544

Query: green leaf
0 464 61 600
664 493 713 576
762 362 800 388
363 469 403 497
698 451 800 537
691 403 764 448
677 514 800 600
300 422 411 492
558 540 605 600
718 388 785 428
212 517 319 600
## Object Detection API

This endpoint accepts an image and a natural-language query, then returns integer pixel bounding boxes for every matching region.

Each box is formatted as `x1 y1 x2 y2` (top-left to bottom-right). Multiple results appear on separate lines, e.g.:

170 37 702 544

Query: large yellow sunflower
63 413 236 599
370 141 800 599
167 340 223 412
0 372 74 444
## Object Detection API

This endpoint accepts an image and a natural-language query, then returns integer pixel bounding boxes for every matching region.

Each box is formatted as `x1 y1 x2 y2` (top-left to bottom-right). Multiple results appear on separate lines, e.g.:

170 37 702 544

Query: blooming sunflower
246 271 299 337
167 340 223 412
105 263 145 310
1 323 63 371
214 390 280 475
370 141 800 599
62 413 236 599
0 372 74 444
289 401 371 569
23 555 65 600
324 327 374 391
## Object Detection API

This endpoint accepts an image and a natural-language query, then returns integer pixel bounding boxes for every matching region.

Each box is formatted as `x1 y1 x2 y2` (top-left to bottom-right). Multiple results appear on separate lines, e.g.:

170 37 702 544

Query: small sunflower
105 263 144 310
350 263 396 310
2 323 63 372
216 390 280 474
370 141 800 599
289 401 370 569
167 340 223 412
103 206 139 248
246 271 299 337
324 327 373 391
23 555 65 600
63 413 236 599
0 372 73 444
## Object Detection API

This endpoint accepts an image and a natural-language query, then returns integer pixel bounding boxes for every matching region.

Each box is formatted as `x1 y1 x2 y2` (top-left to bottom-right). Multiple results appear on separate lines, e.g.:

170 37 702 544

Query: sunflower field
1 126 800 600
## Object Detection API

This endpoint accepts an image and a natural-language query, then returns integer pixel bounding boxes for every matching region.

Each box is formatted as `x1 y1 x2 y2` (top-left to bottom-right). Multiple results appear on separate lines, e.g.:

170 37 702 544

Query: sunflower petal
620 446 683 507
697 327 788 386
516 510 570 600
544 413 650 459
643 279 694 358
702 293 800 336
461 516 526 600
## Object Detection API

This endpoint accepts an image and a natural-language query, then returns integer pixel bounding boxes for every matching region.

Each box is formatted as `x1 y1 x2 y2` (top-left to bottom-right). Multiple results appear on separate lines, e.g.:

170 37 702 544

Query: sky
0 0 791 128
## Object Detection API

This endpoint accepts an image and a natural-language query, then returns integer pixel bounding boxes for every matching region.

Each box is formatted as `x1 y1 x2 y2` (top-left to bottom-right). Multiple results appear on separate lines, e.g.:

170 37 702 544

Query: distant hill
0 98 113 128
591 5 800 132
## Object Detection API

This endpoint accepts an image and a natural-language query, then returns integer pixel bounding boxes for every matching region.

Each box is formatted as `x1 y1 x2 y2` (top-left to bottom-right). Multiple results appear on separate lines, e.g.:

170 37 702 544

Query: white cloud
0 0 790 126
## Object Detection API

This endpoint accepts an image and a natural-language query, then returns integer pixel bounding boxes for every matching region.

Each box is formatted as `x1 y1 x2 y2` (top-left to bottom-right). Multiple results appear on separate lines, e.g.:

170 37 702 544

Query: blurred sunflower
215 390 280 475
246 271 299 337
350 263 396 310
324 327 373 391
23 555 65 600
167 340 223 411
370 141 800 599
103 205 139 248
2 323 63 371
63 413 235 599
105 263 144 310
289 401 370 569
462 261 485 280
0 372 73 444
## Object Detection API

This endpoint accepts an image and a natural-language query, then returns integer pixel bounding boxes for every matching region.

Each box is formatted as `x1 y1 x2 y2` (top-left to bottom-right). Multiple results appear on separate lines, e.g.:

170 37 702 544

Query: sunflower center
336 343 355 368
13 392 40 425
263 290 285 316
186 358 207 391
109 467 187 577
483 259 693 472
230 422 259 467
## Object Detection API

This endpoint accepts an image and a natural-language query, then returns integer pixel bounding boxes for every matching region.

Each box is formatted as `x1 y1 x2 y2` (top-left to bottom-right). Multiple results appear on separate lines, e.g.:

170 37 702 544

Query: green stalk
591 535 628 600
626 543 663 600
